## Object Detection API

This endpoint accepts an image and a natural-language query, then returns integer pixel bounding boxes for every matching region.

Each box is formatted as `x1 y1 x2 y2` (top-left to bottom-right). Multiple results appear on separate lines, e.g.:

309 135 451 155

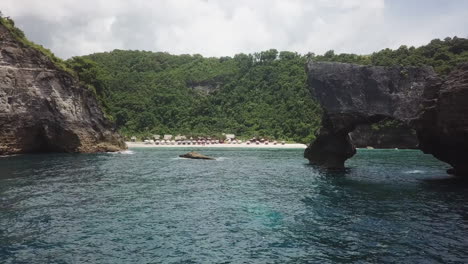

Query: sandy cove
126 142 307 149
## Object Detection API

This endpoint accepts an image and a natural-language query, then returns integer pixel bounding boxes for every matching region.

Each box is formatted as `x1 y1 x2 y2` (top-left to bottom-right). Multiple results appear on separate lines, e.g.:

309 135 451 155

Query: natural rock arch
304 62 468 176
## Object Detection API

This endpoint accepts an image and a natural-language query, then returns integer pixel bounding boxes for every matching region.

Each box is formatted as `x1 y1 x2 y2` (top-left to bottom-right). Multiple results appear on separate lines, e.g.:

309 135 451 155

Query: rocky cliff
305 61 468 176
414 63 468 175
0 23 125 154
304 62 435 169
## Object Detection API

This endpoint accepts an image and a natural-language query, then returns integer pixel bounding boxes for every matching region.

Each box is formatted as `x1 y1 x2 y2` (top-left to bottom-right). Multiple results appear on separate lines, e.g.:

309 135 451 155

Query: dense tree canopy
70 37 468 142
313 37 468 75
71 49 322 142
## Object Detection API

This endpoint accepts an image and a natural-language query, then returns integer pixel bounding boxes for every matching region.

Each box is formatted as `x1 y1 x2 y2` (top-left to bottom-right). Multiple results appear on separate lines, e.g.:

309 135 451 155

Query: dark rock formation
179 152 215 160
305 61 468 175
350 122 418 149
0 24 126 154
304 62 435 169
414 63 468 176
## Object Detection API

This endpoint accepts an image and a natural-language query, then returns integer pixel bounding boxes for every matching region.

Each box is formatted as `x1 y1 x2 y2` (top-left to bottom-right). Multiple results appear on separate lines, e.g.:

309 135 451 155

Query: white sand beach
126 142 307 149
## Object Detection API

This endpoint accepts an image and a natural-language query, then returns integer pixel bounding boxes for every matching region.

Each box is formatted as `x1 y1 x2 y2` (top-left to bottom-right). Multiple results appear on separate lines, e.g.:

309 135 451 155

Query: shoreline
126 142 307 149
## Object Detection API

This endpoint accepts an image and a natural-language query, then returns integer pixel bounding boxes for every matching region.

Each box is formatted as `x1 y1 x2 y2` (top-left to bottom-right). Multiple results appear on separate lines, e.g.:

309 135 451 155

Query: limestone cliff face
0 24 126 154
305 61 468 176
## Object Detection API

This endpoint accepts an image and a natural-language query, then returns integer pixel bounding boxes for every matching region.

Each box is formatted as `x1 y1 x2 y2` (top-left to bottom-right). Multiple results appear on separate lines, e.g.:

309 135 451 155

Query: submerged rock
304 61 468 176
0 23 125 154
179 152 215 160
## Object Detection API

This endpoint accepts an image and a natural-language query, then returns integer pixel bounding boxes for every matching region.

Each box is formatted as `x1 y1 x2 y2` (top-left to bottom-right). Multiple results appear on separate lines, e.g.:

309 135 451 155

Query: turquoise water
1 148 468 263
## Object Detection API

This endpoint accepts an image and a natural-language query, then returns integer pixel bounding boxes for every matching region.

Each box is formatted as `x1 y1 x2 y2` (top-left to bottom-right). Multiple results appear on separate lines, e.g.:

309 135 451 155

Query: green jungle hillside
72 51 322 142
70 37 468 142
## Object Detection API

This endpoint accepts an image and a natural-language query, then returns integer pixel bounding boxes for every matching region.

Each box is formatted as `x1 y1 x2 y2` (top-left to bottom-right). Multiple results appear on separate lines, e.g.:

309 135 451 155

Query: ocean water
1 148 467 263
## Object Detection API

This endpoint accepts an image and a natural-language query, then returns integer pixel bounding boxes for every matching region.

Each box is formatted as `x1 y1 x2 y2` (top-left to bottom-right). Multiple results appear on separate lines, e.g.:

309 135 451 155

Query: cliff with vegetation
0 17 125 154
74 37 468 144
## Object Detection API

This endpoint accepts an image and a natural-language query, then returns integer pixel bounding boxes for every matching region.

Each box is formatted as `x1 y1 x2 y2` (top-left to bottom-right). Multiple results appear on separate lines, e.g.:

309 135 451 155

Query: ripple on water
108 150 135 155
0 148 467 263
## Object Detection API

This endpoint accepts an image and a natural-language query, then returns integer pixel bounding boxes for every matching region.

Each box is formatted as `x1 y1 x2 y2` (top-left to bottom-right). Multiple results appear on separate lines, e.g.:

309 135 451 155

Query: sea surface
1 148 468 263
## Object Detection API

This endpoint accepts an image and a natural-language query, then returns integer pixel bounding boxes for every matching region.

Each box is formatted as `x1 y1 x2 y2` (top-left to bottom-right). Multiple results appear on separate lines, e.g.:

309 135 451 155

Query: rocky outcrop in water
0 23 125 154
304 62 435 169
179 152 215 160
305 61 468 175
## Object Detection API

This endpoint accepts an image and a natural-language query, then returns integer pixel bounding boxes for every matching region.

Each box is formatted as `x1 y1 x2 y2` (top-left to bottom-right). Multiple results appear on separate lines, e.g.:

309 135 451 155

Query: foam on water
108 150 135 155
0 154 20 158
404 169 425 174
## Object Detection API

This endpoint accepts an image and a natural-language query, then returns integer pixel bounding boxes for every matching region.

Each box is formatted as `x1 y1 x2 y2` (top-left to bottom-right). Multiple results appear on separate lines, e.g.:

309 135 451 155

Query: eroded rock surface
304 62 468 176
0 24 125 154
304 62 435 169
305 61 468 175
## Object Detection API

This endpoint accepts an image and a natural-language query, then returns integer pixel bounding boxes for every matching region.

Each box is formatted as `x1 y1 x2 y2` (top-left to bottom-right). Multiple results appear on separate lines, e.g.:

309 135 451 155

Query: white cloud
1 0 467 58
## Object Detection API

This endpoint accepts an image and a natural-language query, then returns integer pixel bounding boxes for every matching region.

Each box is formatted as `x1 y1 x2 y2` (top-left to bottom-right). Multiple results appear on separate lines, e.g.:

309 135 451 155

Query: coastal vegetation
5 14 466 143
2 14 467 143
74 50 323 143
73 37 468 142
312 37 468 75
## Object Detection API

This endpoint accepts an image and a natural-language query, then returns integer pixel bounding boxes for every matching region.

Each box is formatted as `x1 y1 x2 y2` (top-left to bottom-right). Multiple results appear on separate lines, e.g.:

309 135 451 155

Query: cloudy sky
2 0 467 59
